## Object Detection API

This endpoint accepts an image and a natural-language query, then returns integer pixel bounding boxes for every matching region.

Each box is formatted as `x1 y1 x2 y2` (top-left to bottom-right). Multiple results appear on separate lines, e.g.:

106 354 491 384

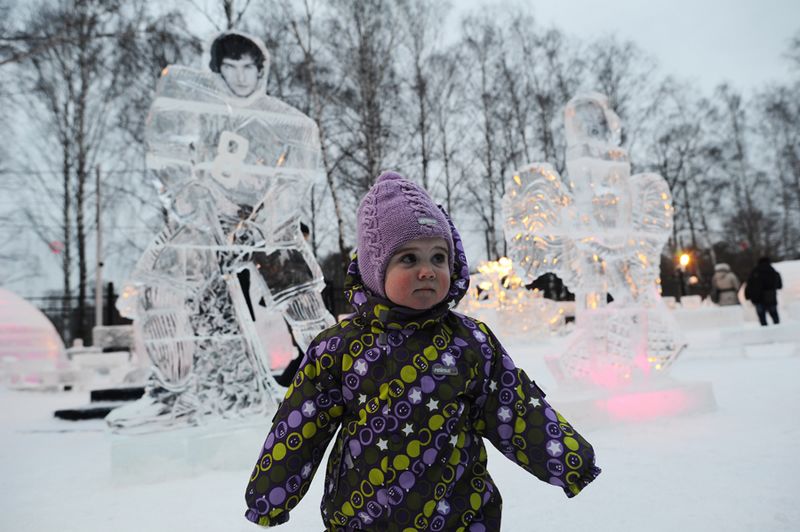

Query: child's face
384 238 450 310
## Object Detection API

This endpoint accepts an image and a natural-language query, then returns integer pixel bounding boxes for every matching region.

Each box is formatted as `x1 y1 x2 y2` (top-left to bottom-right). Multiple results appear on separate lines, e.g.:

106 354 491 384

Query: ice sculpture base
686 320 800 358
673 304 747 331
110 417 270 484
721 321 800 348
545 378 716 430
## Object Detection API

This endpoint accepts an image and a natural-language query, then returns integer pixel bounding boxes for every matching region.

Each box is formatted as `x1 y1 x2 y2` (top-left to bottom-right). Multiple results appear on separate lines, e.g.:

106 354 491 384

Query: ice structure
459 258 567 336
503 92 684 388
108 32 334 433
0 287 68 389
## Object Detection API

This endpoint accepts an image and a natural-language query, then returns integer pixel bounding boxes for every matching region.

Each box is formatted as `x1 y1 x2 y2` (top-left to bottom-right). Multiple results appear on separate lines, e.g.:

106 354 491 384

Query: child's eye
432 253 447 265
400 253 417 265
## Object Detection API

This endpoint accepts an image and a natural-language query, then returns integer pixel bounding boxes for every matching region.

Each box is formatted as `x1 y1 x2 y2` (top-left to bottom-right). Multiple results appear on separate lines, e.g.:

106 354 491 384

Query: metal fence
26 282 131 347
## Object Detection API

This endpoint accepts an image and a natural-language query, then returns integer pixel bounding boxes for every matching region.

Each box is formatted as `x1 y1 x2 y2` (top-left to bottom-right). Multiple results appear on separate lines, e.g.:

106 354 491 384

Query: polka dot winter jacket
244 221 601 531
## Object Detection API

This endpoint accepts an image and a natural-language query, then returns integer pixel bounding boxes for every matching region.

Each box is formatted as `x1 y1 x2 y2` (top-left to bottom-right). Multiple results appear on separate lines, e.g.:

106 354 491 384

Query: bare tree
713 84 774 258
182 0 253 31
13 0 192 342
785 29 800 71
755 84 800 258
585 35 662 159
325 0 403 197
461 15 505 260
427 48 467 215
529 27 584 171
263 0 351 268
396 0 449 190
646 84 709 251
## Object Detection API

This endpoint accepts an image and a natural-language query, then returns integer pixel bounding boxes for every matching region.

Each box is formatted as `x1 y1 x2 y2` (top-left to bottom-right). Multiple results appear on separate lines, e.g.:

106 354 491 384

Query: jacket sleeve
473 322 601 497
244 336 345 526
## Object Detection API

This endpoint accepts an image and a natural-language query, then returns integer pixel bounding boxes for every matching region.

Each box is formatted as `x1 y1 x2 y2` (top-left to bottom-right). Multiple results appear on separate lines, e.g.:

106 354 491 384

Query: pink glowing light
0 288 65 363
268 347 294 371
599 388 692 422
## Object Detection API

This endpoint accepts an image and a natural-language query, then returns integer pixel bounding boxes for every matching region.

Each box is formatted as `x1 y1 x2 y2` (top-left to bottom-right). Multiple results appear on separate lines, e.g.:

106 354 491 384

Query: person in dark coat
244 171 600 530
744 257 783 326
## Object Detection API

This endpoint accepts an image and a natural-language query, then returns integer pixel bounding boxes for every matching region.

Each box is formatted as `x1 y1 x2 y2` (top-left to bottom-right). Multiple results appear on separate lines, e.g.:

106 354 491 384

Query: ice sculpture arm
244 330 345 526
475 323 601 497
630 172 673 238
502 163 578 288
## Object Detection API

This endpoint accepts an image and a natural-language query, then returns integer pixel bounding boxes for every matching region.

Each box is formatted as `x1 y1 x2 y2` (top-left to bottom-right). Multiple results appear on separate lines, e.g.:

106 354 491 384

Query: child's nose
419 265 435 279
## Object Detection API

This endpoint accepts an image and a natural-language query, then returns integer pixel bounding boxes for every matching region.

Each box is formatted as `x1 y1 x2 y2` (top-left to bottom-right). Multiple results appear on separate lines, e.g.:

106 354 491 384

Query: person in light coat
710 263 740 306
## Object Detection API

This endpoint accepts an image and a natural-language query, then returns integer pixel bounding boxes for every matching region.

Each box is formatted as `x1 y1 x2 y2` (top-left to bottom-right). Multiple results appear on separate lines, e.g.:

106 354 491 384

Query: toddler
245 171 600 530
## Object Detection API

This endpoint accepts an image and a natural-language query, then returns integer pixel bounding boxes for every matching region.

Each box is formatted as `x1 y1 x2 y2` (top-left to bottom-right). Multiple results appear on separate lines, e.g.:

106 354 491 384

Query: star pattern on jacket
244 220 601 531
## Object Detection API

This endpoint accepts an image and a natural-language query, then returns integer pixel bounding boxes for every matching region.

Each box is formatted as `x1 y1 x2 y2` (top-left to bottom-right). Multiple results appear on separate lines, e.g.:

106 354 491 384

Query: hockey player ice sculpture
503 92 684 388
108 32 335 433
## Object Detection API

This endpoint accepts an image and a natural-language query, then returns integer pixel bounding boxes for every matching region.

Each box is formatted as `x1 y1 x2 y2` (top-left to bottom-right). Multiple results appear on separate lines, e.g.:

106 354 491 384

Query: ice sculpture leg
109 192 284 433
283 289 335 353
247 246 335 359
109 268 285 432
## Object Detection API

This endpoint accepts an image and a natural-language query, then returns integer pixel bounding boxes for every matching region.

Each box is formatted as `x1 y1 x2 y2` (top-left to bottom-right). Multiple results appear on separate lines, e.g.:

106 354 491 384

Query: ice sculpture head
563 93 631 233
564 92 622 149
209 31 269 98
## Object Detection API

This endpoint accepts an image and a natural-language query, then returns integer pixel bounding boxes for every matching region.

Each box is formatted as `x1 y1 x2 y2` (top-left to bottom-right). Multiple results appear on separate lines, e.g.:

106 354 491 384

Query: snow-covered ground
3 271 800 531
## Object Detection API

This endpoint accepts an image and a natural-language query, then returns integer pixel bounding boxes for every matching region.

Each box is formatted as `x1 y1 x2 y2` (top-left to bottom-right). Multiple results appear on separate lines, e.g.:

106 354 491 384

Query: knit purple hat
357 171 454 298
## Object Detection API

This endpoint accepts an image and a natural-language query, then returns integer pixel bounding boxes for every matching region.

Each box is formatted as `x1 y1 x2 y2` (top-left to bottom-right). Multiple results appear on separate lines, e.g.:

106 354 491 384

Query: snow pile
774 260 800 320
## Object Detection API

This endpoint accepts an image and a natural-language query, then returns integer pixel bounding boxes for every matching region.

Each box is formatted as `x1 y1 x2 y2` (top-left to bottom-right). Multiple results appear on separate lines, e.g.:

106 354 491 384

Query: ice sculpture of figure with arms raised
108 32 335 432
503 92 684 388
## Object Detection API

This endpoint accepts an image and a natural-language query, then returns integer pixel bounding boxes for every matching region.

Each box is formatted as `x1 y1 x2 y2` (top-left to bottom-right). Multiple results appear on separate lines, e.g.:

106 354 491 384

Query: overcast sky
456 0 799 94
8 0 799 298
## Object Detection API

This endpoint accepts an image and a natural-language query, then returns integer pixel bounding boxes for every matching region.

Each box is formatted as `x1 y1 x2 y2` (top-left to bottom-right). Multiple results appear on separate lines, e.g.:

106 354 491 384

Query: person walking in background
710 263 741 306
744 257 783 326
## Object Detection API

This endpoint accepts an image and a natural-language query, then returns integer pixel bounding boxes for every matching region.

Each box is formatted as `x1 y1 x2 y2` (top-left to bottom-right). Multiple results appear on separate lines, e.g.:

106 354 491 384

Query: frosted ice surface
504 92 683 387
109 33 334 433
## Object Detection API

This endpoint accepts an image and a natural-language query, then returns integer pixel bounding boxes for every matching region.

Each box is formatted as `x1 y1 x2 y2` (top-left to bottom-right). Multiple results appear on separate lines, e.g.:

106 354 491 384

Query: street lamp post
676 252 690 304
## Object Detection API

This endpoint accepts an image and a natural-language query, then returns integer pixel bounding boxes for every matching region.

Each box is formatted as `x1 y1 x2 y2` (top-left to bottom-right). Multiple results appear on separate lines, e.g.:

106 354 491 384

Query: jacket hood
344 211 470 329
206 30 270 73
756 261 777 274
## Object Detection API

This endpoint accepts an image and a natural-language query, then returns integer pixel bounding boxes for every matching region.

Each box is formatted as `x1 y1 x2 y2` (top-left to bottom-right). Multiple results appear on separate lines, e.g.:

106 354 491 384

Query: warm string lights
459 257 567 335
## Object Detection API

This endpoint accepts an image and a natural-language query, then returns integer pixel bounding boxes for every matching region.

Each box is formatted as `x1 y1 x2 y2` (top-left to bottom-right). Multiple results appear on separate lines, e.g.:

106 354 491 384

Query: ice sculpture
108 32 334 433
503 92 684 388
0 287 68 389
458 258 567 336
